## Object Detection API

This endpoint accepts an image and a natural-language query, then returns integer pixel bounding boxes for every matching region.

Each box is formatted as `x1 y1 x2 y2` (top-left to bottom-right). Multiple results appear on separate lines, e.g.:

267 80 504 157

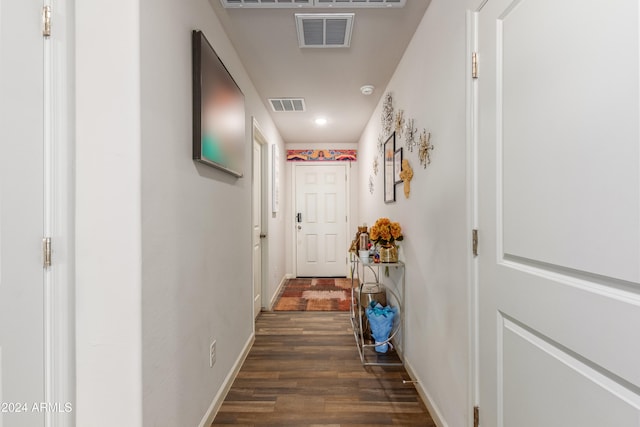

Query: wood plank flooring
212 312 435 426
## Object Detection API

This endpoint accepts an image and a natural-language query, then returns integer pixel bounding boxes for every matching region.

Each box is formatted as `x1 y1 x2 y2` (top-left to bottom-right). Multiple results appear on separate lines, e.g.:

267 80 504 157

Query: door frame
291 162 351 278
44 0 75 425
467 3 484 425
251 118 269 319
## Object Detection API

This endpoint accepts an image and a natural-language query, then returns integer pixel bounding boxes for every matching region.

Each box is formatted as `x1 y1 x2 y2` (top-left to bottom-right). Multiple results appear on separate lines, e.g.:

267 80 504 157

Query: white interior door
0 0 46 425
477 1 640 426
252 140 263 319
295 164 347 277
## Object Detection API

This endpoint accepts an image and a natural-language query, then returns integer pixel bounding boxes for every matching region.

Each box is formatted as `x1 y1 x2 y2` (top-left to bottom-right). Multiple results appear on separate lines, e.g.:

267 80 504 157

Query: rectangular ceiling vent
314 0 405 7
295 13 354 48
220 0 405 8
221 0 313 8
269 98 306 112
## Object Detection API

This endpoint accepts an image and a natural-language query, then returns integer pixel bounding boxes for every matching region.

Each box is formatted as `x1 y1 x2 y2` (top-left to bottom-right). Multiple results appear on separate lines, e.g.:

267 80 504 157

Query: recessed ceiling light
360 85 375 95
315 117 328 126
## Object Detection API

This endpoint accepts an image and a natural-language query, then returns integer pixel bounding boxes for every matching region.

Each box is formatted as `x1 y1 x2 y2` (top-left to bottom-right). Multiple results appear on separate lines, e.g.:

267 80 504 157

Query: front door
478 0 640 426
295 164 347 277
0 1 46 425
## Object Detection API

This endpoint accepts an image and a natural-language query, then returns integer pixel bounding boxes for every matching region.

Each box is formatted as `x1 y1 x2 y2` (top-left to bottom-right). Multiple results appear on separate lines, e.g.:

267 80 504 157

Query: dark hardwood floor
212 312 435 426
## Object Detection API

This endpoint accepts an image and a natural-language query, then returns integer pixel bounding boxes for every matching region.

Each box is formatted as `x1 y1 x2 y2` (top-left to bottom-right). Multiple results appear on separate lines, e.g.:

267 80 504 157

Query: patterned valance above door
286 149 357 162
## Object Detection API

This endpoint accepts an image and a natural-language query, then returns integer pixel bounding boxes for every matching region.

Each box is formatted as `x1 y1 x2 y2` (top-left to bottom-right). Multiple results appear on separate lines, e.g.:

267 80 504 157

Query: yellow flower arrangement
369 217 403 246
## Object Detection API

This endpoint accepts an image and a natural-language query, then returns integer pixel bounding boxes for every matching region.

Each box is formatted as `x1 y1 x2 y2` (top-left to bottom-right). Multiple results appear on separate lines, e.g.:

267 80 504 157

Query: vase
379 244 398 263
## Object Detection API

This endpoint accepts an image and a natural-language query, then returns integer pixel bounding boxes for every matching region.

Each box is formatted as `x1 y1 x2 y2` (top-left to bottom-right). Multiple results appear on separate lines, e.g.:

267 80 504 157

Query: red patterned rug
273 278 352 311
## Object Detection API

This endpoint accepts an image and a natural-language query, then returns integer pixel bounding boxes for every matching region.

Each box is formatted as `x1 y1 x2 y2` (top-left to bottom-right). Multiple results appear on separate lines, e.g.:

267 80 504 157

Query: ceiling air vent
220 0 405 7
295 13 354 48
315 0 405 7
269 98 306 112
221 0 313 8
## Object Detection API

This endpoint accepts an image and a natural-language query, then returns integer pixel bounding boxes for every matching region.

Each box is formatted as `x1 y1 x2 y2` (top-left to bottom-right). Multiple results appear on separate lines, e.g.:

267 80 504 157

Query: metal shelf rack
349 252 405 366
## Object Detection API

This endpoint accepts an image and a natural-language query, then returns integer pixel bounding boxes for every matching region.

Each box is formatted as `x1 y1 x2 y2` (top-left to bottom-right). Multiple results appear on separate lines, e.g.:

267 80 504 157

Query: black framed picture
394 147 403 184
192 30 245 177
384 132 395 203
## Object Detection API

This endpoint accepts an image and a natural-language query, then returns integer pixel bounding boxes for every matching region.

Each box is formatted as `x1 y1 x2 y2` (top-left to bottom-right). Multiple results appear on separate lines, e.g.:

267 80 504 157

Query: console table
349 253 405 366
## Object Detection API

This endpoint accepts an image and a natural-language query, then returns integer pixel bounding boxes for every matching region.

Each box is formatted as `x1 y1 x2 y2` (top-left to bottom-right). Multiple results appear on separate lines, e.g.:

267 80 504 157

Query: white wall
139 0 286 426
284 143 359 277
75 1 143 425
76 1 287 425
357 1 478 426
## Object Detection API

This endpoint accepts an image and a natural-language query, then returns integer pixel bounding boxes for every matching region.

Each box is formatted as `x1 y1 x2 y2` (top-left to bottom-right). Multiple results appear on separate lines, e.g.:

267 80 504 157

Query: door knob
297 225 302 230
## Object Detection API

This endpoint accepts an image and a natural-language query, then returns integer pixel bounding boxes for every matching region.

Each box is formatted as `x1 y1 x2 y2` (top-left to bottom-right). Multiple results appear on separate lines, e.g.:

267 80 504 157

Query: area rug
273 278 352 311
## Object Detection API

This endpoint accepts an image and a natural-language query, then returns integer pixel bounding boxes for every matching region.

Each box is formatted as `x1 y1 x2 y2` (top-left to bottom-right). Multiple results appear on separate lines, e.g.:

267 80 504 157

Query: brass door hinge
43 237 52 268
472 229 478 257
42 6 51 37
472 52 478 79
473 406 480 427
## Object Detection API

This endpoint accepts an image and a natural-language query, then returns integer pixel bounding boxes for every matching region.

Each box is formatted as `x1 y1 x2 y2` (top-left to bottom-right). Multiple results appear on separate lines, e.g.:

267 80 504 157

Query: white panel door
478 1 640 426
252 141 263 319
295 164 347 277
0 0 45 426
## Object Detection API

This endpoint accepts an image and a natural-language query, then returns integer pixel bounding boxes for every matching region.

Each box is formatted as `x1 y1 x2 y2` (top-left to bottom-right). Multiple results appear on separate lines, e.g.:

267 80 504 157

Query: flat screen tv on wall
192 30 245 177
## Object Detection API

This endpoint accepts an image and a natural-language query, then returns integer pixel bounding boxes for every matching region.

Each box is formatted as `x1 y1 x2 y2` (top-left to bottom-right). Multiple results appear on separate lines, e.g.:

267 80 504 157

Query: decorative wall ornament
286 149 357 161
399 158 413 199
373 155 379 175
377 135 385 155
394 109 405 139
381 93 394 137
404 118 417 152
369 175 375 194
418 130 434 168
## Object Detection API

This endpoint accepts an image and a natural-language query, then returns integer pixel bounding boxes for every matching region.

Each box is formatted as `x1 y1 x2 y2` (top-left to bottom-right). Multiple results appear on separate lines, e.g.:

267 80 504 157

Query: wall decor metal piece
286 149 357 161
383 132 396 203
381 92 394 137
369 175 375 194
418 130 434 168
404 118 417 152
373 155 379 175
399 158 413 199
394 109 405 139
377 135 385 155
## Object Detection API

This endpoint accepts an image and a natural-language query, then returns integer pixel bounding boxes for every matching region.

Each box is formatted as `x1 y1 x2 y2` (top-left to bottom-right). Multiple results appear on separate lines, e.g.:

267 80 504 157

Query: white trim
198 333 255 427
466 8 480 427
45 1 75 425
267 274 293 310
403 359 448 427
252 118 269 317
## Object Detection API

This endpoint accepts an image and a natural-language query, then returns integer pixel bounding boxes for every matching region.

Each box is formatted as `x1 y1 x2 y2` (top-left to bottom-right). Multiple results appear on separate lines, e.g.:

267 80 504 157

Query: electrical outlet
209 340 216 368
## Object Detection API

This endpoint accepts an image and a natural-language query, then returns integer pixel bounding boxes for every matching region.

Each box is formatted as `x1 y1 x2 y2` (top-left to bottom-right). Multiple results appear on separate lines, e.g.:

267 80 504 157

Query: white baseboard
404 358 449 427
198 333 255 427
267 274 293 310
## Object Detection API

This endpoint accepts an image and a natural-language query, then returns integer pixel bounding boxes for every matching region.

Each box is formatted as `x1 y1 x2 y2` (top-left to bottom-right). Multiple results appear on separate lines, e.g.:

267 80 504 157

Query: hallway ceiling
209 0 430 145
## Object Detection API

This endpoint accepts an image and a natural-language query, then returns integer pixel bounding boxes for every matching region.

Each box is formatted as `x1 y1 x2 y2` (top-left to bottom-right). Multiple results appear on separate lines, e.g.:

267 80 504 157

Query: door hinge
472 229 478 257
42 6 51 37
43 237 52 268
472 52 478 79
473 406 479 427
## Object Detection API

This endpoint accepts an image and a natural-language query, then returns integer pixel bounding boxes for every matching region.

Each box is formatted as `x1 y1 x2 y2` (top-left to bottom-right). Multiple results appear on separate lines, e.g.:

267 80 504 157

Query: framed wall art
394 147 403 184
384 132 396 204
192 30 245 177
